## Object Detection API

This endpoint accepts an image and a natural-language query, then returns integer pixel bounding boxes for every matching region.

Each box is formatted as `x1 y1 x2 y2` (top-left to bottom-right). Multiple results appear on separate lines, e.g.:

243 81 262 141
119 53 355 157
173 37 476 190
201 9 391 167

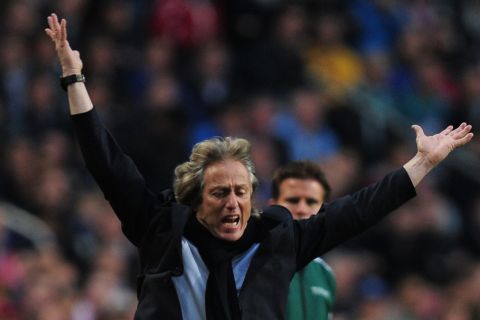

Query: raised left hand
412 122 474 168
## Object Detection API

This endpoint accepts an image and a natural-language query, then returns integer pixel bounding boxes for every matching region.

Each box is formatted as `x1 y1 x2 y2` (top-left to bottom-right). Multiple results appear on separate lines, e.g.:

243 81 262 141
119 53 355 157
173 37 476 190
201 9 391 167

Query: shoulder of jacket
262 205 293 222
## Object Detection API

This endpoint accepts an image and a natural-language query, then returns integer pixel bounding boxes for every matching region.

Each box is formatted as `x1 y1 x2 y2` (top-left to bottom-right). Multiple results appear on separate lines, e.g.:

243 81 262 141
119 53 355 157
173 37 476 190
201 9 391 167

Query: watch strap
60 74 86 91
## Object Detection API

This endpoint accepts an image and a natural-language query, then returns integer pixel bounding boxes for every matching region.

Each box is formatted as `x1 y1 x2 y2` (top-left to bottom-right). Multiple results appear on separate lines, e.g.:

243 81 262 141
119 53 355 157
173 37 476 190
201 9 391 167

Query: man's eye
307 199 319 205
213 190 226 197
236 189 247 196
286 198 300 204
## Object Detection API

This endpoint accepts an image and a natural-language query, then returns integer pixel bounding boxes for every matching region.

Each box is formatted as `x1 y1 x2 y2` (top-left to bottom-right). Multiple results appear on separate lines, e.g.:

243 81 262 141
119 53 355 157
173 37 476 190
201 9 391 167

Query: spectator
270 160 335 320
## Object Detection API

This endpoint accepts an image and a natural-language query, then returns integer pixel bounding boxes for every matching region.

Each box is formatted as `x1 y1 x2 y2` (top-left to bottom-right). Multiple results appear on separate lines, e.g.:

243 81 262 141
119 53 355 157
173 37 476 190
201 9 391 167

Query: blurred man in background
271 161 335 320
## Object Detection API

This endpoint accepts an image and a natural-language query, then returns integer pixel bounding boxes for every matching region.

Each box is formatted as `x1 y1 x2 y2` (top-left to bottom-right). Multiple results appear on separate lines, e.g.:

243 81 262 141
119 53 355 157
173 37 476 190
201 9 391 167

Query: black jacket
72 109 416 319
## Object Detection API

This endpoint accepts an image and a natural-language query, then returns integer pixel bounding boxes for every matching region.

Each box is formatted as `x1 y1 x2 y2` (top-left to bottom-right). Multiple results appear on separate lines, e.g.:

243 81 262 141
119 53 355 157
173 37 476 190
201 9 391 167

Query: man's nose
295 201 310 217
225 192 239 209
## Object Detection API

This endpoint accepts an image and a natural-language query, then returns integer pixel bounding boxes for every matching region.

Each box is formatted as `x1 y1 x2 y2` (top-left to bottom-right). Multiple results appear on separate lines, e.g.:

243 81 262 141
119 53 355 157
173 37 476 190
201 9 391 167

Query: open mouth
221 215 240 227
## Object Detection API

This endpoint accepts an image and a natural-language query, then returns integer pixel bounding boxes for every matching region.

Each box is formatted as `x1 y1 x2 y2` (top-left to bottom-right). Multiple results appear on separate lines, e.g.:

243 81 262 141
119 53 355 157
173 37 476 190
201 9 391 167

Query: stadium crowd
1 0 480 319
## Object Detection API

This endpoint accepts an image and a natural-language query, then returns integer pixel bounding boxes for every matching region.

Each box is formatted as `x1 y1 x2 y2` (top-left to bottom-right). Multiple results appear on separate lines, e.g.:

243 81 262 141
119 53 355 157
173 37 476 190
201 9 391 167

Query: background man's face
274 178 325 220
196 159 252 241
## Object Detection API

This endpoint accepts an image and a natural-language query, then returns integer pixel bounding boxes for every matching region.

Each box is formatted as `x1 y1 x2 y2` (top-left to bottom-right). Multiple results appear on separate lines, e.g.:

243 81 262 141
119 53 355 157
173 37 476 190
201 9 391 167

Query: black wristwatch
60 74 86 91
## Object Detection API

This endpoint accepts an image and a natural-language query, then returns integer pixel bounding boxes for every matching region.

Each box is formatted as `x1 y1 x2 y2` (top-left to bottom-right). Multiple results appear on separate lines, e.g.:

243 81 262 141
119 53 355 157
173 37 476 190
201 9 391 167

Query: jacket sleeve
294 167 416 269
72 109 166 246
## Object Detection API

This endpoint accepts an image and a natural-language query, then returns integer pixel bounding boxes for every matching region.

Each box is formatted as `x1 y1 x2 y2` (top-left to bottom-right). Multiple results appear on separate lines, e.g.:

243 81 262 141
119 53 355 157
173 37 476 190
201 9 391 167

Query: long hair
173 137 258 207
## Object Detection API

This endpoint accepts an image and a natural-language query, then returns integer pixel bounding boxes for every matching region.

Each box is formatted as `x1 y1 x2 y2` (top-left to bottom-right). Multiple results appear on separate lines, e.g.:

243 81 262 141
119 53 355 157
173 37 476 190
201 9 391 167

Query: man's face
273 178 325 220
196 159 253 241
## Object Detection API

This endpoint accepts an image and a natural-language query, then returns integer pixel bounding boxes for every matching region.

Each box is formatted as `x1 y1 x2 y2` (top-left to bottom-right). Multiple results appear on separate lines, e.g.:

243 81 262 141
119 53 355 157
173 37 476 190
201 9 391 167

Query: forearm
67 81 93 115
295 168 416 266
403 152 434 187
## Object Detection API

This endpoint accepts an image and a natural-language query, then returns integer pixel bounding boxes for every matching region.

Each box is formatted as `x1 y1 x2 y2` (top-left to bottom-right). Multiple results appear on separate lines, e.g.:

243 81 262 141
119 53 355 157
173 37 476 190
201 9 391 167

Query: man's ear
268 198 277 206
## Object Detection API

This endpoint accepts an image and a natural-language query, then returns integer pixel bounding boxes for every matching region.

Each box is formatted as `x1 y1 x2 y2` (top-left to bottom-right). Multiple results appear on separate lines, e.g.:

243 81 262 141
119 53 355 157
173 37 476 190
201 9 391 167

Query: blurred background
1 0 480 319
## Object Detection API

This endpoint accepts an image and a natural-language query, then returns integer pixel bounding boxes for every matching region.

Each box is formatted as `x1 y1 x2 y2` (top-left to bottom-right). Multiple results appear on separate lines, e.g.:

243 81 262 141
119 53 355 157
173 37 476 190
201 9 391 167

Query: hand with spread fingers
404 122 474 187
413 122 474 167
44 13 83 76
45 13 92 114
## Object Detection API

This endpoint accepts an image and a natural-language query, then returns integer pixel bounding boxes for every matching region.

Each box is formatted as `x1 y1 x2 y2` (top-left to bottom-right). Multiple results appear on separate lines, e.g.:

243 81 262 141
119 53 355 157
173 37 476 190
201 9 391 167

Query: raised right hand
45 13 83 76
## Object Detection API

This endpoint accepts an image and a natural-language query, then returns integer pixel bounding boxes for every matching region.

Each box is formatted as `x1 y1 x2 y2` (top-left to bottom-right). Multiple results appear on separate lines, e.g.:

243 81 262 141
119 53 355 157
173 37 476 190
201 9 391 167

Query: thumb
411 124 425 138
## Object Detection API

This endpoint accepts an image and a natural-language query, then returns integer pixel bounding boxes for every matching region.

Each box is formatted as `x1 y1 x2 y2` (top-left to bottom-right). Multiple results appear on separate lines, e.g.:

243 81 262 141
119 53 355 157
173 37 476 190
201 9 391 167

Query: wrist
60 73 86 91
62 69 82 77
403 153 434 187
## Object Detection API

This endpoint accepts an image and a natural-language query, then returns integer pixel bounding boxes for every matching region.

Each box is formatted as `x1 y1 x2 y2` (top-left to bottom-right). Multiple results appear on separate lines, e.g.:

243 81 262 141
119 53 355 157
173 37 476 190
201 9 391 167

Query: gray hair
173 137 258 207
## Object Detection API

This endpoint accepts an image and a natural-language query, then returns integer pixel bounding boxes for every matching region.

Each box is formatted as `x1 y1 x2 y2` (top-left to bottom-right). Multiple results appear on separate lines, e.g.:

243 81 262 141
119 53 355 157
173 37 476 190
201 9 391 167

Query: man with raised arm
45 13 473 320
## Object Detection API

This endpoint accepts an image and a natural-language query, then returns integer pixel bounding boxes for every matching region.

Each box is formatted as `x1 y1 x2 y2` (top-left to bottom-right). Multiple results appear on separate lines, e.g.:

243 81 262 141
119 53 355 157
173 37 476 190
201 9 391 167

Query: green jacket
286 258 336 320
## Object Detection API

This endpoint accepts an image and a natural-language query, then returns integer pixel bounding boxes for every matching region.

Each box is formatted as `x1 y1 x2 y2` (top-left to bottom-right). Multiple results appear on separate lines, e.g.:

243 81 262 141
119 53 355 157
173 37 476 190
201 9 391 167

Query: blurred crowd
1 0 480 319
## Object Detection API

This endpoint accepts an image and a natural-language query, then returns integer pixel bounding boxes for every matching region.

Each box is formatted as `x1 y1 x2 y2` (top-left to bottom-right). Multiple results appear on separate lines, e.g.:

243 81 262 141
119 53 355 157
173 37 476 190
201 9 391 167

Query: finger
60 19 67 44
47 15 54 31
47 14 60 43
440 125 453 135
52 13 61 31
411 124 425 138
450 122 467 135
44 28 54 39
452 124 472 139
45 29 58 44
453 132 474 147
